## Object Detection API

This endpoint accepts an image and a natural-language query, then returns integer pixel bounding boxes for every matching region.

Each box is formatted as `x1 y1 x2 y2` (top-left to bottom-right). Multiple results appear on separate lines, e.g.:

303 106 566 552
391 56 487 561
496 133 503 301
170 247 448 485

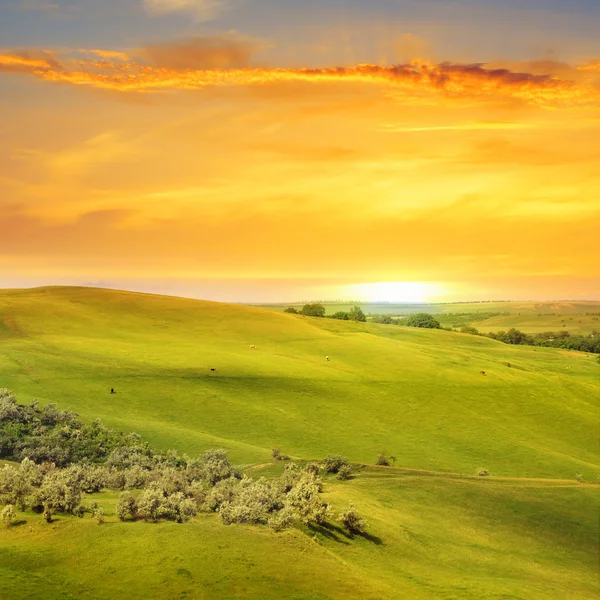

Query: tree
1 504 15 528
348 306 367 322
283 307 298 314
330 311 349 320
403 313 441 329
301 304 326 318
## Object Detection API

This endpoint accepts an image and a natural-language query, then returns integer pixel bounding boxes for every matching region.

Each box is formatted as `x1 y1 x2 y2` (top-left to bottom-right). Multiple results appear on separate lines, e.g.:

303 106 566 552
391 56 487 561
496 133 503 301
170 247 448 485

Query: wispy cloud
381 122 530 133
1 47 599 109
143 0 228 22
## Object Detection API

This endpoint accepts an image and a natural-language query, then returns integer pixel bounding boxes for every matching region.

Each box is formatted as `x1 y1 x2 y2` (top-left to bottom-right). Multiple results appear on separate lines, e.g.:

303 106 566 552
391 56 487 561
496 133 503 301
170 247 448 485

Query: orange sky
1 1 599 302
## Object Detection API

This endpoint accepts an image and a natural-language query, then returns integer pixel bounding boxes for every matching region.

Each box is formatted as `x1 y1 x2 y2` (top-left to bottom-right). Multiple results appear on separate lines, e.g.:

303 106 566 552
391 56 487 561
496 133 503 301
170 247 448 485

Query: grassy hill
0 287 598 600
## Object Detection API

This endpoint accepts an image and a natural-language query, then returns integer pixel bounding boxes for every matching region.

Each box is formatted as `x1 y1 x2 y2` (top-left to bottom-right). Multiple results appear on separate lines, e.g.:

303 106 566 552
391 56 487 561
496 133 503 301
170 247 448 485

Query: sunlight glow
345 282 445 304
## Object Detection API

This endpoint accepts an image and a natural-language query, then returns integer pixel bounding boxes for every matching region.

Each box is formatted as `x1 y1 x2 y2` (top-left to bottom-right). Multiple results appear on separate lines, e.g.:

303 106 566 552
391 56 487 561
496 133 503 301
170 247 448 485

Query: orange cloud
1 46 599 108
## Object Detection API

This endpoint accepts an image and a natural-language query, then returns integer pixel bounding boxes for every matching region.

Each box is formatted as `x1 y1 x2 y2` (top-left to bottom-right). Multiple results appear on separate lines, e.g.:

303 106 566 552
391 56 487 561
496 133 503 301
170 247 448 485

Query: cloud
143 0 228 21
138 33 267 70
1 45 599 109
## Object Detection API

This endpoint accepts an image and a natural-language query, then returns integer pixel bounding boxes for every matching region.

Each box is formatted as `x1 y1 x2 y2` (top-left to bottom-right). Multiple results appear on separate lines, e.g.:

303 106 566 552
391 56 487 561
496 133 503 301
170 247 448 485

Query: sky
0 0 599 303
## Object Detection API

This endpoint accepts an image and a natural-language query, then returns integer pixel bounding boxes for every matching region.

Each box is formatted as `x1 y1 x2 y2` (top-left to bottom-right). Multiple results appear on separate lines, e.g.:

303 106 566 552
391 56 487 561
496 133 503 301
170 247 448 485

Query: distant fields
258 300 600 334
0 287 598 600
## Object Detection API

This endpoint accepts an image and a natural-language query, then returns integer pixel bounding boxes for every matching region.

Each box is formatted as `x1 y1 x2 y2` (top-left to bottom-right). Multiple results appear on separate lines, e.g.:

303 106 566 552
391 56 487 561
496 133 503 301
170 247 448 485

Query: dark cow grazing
480 370 486 376
110 388 115 394
507 363 511 368
210 368 217 372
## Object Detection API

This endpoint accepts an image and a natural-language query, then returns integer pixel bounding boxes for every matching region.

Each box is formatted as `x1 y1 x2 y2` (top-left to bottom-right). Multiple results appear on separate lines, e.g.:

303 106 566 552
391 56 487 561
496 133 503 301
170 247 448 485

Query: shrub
575 473 584 483
42 505 53 523
321 456 349 474
301 304 326 318
279 463 301 492
116 491 137 521
477 468 490 477
284 473 330 525
271 448 290 461
283 307 298 314
92 505 105 524
376 453 390 467
204 477 240 512
267 507 295 532
137 485 166 522
336 465 353 481
304 462 320 476
338 504 367 534
402 313 441 329
1 504 15 528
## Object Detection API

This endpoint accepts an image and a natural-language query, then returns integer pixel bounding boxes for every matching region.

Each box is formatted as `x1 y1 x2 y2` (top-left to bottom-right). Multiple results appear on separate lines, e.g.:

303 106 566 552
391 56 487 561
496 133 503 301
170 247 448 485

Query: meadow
260 301 600 335
0 287 598 599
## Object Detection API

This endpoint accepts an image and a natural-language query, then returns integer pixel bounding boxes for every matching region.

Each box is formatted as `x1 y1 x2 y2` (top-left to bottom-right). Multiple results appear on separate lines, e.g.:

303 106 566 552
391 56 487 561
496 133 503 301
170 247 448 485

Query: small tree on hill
376 453 390 466
403 313 441 329
321 456 349 474
348 306 367 322
301 304 326 318
116 491 137 521
1 504 15 528
339 504 367 534
284 307 298 314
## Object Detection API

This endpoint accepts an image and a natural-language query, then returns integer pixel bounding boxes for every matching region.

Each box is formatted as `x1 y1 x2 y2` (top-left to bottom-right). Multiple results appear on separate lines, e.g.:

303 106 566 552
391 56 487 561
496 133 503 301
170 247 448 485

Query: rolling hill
0 287 598 600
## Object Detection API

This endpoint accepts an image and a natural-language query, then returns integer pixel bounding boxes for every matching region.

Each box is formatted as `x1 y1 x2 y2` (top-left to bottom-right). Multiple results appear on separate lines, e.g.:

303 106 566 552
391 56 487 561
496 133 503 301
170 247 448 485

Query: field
259 301 600 335
1 287 598 599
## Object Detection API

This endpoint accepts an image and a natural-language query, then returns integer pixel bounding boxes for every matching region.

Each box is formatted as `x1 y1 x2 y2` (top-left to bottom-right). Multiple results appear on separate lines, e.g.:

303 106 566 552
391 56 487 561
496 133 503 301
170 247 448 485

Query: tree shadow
307 522 350 545
11 519 27 528
359 531 384 545
308 522 384 546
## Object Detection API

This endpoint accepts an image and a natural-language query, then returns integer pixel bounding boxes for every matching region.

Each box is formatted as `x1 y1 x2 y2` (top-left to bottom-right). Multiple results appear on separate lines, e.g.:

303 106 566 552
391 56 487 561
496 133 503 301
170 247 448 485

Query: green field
1 287 598 599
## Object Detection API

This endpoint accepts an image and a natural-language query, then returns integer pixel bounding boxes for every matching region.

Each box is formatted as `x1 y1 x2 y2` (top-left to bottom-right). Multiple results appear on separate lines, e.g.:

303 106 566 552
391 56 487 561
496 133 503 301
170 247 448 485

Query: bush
575 473 584 483
336 465 353 480
304 462 320 476
477 468 490 477
376 453 390 467
338 504 367 534
284 473 330 525
271 448 290 461
301 304 326 318
116 491 137 521
137 485 166 522
92 505 105 524
267 507 295 532
283 307 298 314
402 313 441 329
1 504 15 528
321 456 349 474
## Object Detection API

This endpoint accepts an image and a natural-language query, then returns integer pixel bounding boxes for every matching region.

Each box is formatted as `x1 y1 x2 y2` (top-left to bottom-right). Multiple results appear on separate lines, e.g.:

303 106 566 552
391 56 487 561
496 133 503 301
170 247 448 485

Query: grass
0 286 598 599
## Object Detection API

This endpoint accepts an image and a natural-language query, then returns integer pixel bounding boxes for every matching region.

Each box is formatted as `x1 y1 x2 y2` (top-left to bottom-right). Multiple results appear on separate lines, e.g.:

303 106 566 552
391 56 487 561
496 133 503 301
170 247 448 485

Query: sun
345 282 443 303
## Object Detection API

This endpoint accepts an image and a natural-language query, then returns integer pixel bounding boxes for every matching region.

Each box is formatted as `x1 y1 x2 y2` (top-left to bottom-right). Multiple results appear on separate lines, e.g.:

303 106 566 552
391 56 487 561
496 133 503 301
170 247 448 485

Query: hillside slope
0 286 598 478
0 287 598 600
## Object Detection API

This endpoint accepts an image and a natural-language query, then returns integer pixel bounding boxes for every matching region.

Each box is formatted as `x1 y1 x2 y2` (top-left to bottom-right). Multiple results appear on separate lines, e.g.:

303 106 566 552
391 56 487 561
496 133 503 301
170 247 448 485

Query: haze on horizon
1 0 599 303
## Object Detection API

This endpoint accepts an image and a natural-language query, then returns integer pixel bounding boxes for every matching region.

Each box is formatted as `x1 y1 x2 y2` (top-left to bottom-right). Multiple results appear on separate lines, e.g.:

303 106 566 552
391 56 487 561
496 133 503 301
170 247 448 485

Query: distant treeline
481 328 600 354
